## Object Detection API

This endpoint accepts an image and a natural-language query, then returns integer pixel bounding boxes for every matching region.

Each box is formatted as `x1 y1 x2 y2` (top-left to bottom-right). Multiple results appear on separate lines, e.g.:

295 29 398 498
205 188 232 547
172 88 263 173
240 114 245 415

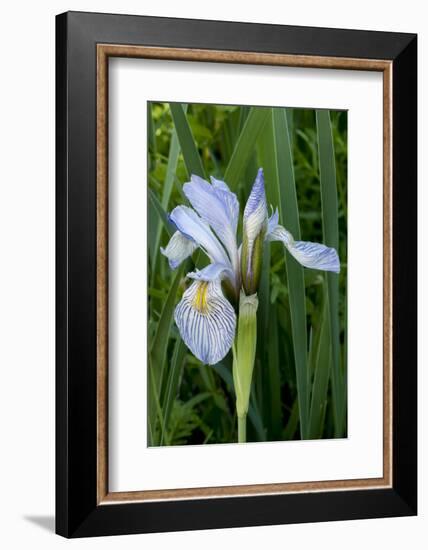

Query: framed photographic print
56 11 417 537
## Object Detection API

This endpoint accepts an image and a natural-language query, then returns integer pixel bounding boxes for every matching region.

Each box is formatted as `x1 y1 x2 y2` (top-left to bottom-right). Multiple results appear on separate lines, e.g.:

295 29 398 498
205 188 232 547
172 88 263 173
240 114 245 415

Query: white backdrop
109 59 383 492
0 1 425 549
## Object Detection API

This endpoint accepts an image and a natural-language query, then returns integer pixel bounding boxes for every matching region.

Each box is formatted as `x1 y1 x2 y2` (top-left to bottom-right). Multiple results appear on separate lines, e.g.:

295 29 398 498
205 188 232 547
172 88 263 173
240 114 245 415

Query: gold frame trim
96 44 393 504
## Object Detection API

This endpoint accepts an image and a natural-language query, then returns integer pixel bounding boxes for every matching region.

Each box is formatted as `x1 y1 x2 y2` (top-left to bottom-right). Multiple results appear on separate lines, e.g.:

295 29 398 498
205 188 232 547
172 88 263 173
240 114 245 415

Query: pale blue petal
187 262 234 283
243 168 267 242
289 240 340 273
267 223 340 273
183 175 239 272
160 231 198 269
241 169 268 289
210 176 240 235
266 224 294 246
210 176 231 193
267 207 279 236
169 205 231 267
174 279 236 365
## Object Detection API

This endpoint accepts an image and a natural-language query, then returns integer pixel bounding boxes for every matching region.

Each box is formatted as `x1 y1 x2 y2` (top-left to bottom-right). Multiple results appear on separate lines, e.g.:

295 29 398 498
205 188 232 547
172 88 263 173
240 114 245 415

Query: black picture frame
56 10 417 538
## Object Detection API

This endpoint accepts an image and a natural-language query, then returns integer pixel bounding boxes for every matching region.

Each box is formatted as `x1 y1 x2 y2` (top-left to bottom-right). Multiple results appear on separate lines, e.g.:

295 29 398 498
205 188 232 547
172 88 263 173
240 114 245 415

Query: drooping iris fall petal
174 278 236 365
267 207 279 235
288 240 340 272
267 224 340 273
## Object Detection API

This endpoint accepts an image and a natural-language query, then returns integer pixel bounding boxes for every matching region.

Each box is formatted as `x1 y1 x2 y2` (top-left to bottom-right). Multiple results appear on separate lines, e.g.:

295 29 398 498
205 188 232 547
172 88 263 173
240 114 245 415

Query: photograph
0 1 420 545
147 101 348 446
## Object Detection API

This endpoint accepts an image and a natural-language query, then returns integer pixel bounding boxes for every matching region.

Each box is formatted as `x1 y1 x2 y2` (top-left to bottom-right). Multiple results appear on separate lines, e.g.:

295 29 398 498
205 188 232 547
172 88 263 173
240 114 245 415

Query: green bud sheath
241 230 265 295
233 292 259 420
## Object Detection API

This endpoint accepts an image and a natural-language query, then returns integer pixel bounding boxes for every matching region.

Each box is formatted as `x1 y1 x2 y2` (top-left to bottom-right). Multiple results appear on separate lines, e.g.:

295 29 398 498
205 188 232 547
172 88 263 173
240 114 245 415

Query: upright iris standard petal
169 205 231 267
183 175 240 276
160 230 198 269
241 168 268 294
210 176 240 235
174 279 236 365
267 224 340 273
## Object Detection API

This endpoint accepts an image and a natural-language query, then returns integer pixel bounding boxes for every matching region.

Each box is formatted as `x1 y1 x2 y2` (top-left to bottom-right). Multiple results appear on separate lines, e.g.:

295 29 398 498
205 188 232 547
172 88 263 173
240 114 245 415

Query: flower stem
232 293 258 444
238 415 247 443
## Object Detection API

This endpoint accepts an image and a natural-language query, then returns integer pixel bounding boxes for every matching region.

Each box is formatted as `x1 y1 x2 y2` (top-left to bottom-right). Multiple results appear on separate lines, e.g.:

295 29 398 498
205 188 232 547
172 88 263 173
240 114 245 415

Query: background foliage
148 102 347 446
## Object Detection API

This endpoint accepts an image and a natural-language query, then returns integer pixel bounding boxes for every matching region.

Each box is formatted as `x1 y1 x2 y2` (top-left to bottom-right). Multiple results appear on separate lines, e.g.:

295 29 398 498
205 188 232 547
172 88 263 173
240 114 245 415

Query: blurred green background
148 102 347 446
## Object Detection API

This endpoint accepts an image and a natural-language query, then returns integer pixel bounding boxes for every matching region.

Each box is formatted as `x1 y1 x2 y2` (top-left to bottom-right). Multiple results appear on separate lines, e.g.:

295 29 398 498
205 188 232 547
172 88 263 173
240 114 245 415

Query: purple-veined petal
169 205 231 267
160 231 198 269
267 223 340 273
210 176 240 234
267 207 279 236
241 168 268 293
288 240 340 273
183 175 239 272
266 224 294 247
210 176 231 192
243 168 268 242
174 279 236 365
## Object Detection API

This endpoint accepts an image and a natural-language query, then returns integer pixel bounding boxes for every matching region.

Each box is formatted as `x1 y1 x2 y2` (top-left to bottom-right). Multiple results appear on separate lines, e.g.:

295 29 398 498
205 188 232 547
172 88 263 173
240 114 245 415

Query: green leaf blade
308 294 331 439
148 187 175 237
150 265 184 395
160 337 187 445
224 107 270 190
272 107 309 439
170 103 206 178
150 106 188 283
316 109 345 437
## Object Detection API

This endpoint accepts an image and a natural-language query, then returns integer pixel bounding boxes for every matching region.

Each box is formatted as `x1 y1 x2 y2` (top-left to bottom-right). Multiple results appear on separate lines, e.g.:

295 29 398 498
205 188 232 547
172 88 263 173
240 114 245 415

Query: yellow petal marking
192 281 210 314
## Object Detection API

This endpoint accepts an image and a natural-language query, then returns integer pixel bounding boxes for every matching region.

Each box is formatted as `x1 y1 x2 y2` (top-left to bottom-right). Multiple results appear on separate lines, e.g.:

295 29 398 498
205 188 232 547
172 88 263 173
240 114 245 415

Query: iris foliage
148 102 347 446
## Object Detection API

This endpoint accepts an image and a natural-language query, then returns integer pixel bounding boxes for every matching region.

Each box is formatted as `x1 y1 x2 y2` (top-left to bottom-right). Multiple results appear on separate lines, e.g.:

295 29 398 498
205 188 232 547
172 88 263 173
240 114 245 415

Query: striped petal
267 207 279 236
174 279 236 365
241 168 268 294
267 223 340 273
243 168 267 243
183 175 239 272
288 240 340 273
266 224 294 247
160 231 198 269
169 205 231 267
210 176 239 235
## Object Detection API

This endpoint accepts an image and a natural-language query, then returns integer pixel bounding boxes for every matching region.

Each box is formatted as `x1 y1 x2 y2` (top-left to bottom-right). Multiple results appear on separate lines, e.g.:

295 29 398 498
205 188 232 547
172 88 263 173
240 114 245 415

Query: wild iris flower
161 168 340 365
161 168 340 367
162 168 340 442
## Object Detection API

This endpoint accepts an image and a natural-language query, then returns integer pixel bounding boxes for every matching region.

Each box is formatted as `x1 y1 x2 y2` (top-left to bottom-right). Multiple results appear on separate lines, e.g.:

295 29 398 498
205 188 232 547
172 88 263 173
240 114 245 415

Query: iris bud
241 168 268 295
